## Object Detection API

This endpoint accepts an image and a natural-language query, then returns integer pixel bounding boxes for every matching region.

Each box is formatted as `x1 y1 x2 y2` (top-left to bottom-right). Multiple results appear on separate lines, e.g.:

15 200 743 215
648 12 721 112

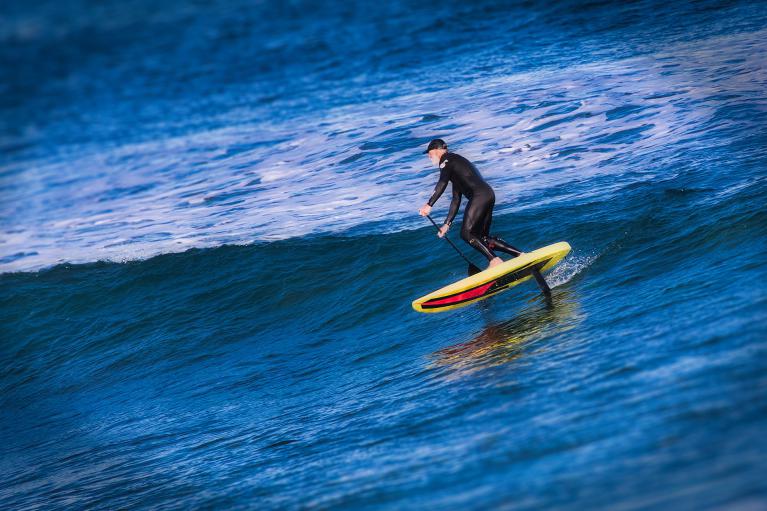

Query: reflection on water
429 289 582 380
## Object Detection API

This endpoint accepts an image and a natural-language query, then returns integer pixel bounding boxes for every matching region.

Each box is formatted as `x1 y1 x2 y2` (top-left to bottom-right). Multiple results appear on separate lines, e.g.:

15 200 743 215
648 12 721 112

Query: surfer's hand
437 224 449 238
419 204 432 216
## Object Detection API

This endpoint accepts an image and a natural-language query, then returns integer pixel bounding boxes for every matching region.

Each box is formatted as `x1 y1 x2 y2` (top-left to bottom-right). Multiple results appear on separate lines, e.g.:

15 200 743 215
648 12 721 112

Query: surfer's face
427 149 446 166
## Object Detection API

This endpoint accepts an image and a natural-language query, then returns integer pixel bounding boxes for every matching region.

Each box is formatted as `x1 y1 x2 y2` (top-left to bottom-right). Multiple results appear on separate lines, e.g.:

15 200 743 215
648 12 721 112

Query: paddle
425 214 482 276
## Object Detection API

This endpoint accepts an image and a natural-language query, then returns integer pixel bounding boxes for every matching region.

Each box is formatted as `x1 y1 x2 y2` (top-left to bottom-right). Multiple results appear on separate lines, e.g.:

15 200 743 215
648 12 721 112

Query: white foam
547 252 599 288
2 29 765 273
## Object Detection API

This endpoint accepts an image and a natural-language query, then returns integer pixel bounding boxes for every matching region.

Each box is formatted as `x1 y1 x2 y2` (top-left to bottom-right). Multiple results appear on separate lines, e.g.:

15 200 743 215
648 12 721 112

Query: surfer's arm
445 186 462 226
427 166 450 206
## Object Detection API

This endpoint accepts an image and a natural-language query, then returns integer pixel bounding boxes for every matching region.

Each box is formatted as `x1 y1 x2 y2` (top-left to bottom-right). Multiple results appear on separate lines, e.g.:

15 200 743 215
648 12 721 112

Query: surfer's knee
467 237 496 261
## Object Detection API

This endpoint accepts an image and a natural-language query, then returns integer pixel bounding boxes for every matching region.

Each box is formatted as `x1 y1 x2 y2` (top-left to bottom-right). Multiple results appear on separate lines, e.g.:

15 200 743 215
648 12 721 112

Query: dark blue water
2 1 767 509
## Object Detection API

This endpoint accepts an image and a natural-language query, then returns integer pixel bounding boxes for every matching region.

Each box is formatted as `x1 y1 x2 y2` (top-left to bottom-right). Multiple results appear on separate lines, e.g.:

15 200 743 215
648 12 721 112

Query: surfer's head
423 138 448 166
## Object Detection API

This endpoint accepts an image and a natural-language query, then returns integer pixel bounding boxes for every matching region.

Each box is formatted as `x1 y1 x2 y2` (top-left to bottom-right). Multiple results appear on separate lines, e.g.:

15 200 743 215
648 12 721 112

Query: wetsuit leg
486 236 523 257
460 193 497 261
480 194 494 237
477 190 524 257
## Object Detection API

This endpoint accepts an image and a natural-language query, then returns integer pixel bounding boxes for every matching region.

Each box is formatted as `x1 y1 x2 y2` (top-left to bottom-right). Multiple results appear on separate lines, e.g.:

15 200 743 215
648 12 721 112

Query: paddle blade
468 264 482 276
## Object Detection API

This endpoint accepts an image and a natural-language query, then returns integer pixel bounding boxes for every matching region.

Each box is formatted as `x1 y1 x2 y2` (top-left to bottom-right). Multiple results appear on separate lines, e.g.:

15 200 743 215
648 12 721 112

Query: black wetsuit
427 152 522 261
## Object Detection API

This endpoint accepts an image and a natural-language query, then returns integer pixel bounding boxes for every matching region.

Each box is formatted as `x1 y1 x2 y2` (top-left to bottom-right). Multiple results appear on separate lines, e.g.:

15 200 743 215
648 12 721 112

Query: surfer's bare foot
488 257 503 268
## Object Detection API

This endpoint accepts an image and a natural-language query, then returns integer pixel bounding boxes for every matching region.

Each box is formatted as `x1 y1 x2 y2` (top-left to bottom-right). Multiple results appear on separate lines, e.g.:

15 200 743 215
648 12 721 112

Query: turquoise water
2 1 767 509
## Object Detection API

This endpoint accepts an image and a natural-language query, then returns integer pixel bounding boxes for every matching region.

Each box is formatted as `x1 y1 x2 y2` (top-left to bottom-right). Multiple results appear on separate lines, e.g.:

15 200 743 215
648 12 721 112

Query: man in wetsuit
418 139 523 269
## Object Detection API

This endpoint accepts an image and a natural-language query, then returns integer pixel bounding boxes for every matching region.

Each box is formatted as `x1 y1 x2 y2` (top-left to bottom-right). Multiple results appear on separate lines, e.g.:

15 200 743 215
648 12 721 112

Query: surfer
418 139 523 269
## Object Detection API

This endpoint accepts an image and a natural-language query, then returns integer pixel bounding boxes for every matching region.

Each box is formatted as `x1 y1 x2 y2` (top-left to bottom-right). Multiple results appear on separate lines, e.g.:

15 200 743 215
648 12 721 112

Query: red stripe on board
424 280 496 307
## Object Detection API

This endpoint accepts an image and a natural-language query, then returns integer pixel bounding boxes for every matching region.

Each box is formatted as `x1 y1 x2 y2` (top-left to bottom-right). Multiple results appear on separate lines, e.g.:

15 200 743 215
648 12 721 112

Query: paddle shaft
425 215 482 274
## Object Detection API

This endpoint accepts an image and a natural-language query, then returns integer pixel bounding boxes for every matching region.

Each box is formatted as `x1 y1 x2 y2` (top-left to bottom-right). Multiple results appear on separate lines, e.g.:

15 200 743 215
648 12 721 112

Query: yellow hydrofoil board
412 242 571 313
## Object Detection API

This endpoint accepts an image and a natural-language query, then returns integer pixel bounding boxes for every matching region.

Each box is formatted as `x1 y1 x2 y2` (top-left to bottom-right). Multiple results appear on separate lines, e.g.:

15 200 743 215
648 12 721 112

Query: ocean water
2 0 767 509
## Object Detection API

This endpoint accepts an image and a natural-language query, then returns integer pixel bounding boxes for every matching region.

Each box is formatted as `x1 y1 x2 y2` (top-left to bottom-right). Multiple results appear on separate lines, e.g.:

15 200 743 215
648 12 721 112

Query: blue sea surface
2 0 767 509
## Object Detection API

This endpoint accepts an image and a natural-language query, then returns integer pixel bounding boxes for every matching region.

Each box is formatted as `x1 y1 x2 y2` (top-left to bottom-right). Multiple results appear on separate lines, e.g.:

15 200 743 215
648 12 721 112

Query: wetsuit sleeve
427 165 450 206
445 186 462 225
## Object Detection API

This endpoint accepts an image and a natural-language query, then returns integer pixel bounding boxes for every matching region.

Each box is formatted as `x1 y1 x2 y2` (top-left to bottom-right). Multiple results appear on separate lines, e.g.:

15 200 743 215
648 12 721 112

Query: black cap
423 138 448 153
